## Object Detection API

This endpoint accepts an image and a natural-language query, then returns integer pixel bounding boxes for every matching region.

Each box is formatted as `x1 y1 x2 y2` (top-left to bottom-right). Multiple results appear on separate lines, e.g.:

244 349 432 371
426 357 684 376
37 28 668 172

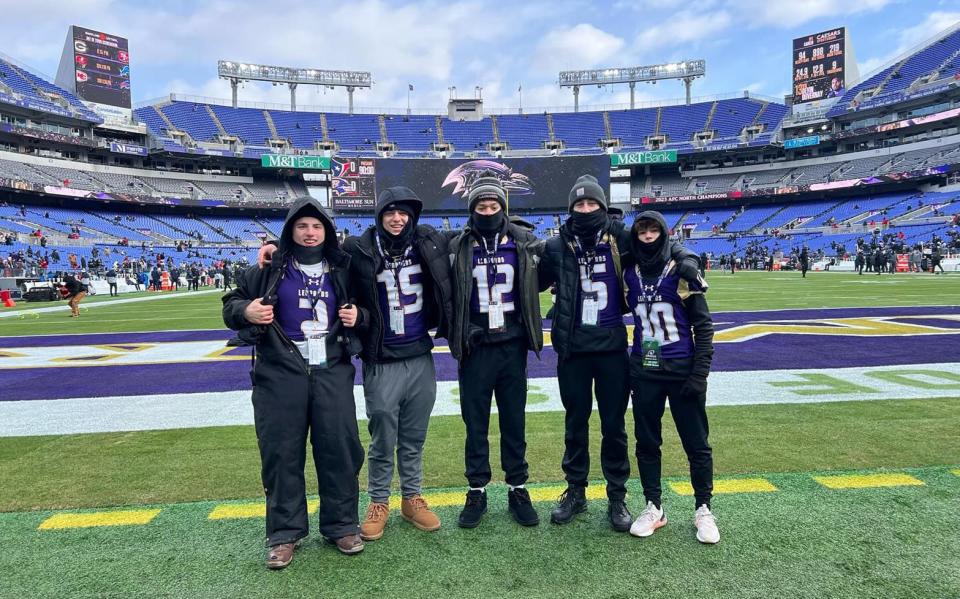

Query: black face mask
568 209 607 239
378 218 415 257
631 234 668 276
471 210 505 236
292 243 325 265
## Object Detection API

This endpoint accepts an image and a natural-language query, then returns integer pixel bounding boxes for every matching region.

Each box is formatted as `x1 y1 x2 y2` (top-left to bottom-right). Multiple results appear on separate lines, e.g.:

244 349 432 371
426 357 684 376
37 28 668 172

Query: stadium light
217 60 371 114
558 59 706 111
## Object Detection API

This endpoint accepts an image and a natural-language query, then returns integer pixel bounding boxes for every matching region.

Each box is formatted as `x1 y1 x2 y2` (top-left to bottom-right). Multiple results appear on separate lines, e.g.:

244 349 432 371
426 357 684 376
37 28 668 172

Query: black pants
108 282 117 296
630 360 713 508
252 358 363 546
557 350 630 500
458 338 529 488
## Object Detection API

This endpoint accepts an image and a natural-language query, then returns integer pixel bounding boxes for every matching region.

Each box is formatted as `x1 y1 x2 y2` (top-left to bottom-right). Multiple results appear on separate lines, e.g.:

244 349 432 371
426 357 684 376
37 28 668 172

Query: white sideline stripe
2 363 958 437
0 289 221 318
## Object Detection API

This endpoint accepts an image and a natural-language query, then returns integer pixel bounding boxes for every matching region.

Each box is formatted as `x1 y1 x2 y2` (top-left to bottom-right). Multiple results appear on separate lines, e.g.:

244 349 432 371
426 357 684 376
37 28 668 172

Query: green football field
1 271 958 598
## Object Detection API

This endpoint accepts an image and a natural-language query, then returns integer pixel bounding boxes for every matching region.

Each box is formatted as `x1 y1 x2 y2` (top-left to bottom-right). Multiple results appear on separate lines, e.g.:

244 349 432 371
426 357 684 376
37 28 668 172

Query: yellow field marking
813 473 924 490
208 499 319 520
669 478 778 496
38 508 161 530
951 469 960 477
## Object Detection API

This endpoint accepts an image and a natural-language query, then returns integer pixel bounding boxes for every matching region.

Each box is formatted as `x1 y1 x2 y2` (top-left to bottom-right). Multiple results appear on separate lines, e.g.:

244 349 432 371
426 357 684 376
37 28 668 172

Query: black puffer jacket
448 222 543 362
222 196 361 375
343 224 453 362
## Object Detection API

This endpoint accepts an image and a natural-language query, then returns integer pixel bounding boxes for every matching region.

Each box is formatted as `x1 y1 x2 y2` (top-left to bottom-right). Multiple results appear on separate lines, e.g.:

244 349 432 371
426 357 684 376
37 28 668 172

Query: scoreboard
330 157 376 209
792 27 846 108
70 26 131 109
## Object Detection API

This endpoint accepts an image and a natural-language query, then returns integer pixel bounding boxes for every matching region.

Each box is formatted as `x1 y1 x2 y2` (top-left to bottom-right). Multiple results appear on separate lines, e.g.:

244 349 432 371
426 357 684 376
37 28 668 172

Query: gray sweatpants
362 352 437 503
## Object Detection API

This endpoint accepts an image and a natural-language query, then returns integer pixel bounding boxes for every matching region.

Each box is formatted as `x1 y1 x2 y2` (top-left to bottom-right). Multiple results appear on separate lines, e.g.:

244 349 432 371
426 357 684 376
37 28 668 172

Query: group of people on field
222 172 718 570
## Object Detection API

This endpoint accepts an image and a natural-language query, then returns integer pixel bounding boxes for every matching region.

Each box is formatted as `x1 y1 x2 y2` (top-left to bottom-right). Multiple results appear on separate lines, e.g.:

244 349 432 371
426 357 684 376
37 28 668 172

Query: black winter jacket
343 224 454 363
222 197 361 378
448 223 543 362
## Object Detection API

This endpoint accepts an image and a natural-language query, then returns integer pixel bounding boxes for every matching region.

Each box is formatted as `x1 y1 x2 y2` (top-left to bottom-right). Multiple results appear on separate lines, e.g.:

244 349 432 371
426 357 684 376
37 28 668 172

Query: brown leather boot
401 495 441 532
360 502 390 541
265 540 300 570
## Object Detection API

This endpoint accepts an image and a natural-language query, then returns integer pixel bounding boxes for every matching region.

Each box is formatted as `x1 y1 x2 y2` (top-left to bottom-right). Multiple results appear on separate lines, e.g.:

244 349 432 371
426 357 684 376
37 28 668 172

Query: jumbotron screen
792 27 846 106
71 26 131 109
374 155 609 211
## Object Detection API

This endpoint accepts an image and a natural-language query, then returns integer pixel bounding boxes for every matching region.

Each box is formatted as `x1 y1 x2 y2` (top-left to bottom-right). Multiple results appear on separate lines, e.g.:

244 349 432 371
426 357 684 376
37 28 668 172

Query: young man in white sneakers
623 211 719 544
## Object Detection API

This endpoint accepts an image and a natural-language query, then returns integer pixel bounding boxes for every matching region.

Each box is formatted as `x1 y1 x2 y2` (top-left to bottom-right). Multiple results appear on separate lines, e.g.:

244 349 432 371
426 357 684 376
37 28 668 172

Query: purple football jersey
276 260 338 341
377 247 430 345
575 241 624 328
469 237 519 316
623 264 695 359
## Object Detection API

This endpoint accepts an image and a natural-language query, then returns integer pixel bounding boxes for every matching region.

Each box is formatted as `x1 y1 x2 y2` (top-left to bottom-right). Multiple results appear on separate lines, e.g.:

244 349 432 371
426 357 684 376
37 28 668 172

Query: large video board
792 27 846 107
374 155 609 211
71 26 131 109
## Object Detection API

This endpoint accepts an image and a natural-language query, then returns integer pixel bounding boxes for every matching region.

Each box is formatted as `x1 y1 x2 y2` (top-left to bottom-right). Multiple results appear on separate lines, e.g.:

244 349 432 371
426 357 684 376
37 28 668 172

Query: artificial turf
2 467 958 598
2 271 959 337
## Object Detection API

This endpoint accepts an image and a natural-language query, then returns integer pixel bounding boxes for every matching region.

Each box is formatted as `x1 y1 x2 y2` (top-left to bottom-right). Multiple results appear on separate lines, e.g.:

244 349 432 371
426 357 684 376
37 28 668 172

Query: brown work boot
401 495 441 532
265 540 300 570
360 502 390 541
329 533 365 555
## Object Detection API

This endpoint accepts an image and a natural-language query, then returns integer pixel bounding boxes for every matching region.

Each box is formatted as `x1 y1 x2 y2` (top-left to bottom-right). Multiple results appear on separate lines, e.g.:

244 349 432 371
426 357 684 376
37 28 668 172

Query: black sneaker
458 489 487 528
508 488 540 526
607 499 633 532
550 486 587 524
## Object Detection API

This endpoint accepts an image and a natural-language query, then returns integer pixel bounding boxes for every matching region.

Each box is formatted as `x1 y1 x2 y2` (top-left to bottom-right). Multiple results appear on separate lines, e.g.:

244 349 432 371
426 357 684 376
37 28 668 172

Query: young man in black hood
623 210 718 544
223 196 365 569
342 187 454 541
257 188 455 541
448 172 543 529
539 175 700 532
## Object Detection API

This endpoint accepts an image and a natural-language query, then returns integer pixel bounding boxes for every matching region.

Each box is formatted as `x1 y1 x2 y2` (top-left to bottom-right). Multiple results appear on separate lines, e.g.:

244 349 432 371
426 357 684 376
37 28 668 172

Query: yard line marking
38 508 162 530
812 473 924 490
669 478 778 495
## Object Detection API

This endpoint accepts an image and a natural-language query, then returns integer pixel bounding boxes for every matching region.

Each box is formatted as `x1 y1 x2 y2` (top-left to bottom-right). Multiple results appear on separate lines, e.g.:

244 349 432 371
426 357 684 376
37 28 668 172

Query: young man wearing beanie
539 174 699 531
344 187 454 541
223 196 365 569
257 188 454 541
448 171 543 529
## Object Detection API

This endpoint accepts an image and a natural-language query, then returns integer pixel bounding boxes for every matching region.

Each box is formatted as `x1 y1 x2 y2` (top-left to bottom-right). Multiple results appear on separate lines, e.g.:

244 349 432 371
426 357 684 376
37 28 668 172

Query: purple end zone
1 306 957 402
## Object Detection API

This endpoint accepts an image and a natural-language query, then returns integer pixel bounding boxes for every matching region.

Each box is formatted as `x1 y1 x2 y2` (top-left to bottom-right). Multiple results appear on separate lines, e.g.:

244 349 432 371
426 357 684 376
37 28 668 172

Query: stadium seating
828 25 960 116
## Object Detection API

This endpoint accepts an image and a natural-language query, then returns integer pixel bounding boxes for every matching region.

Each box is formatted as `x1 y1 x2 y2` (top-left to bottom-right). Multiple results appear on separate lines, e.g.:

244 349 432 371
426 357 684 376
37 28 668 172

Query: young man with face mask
448 172 544 529
538 175 700 532
342 187 454 541
623 211 718 544
223 197 365 569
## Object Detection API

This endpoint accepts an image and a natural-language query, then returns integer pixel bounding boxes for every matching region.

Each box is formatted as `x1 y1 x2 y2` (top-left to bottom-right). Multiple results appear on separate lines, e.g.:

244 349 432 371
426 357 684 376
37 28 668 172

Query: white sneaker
629 501 666 538
694 505 720 544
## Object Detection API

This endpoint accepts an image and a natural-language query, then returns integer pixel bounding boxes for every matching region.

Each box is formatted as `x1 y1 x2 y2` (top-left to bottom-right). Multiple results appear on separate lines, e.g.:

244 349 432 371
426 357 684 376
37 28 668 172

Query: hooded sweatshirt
623 210 714 380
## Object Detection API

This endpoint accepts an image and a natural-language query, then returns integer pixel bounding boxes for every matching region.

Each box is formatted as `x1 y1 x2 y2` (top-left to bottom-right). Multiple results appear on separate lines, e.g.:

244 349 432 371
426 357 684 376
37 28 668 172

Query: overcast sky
1 0 958 112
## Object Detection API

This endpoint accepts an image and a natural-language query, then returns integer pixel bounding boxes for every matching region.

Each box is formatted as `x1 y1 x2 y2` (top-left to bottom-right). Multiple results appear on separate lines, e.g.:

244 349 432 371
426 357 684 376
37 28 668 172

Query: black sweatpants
252 358 363 547
557 350 630 500
108 282 117 296
458 338 529 488
630 359 713 508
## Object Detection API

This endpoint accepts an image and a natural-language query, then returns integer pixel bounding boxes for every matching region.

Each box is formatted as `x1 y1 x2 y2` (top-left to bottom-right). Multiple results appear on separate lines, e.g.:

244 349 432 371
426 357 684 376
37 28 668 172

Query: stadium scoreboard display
330 157 376 209
792 27 847 117
68 26 131 109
